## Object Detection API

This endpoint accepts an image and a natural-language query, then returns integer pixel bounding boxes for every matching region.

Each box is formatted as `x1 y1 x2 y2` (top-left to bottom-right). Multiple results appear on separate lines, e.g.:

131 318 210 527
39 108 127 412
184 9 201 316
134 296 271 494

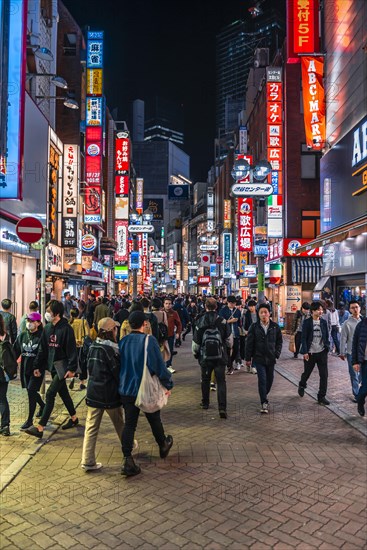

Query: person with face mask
24 300 79 439
13 313 45 430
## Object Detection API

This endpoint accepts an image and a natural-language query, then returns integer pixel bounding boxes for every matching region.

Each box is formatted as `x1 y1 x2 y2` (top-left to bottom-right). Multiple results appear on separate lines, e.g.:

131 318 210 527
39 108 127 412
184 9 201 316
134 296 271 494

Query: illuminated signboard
115 220 128 263
62 144 79 247
136 178 143 213
0 0 27 199
115 138 130 173
301 56 326 150
287 0 320 61
223 199 231 229
87 69 103 96
86 97 103 126
223 233 232 276
115 175 129 197
87 31 104 68
237 198 253 252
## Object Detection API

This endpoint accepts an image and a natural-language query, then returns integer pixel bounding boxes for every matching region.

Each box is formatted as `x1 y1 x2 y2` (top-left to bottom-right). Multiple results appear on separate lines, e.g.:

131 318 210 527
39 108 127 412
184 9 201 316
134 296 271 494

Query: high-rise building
216 2 285 134
144 97 184 146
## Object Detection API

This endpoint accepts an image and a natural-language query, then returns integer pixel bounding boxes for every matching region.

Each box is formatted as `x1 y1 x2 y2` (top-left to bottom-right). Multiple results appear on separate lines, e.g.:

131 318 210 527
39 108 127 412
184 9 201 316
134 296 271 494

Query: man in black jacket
245 304 283 414
298 301 330 405
0 299 17 344
192 298 232 418
25 300 79 438
352 317 367 416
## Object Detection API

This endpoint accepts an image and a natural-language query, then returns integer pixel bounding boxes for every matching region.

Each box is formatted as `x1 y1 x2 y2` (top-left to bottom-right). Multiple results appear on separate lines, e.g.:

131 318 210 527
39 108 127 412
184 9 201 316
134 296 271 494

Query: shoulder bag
135 335 169 413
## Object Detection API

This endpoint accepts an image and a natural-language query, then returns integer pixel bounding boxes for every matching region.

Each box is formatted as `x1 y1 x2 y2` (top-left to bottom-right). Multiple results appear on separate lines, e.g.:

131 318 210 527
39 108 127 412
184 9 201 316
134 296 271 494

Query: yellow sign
224 199 231 229
87 69 103 96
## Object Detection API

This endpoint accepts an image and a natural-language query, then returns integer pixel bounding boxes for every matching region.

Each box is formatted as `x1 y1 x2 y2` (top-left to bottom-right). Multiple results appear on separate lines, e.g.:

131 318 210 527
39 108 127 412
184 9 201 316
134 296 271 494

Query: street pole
132 235 137 299
256 198 266 304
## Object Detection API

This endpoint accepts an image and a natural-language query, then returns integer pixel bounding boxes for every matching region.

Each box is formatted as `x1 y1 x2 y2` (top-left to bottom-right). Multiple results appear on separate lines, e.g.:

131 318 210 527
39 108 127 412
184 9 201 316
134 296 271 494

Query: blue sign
210 264 217 277
271 171 279 195
130 251 140 270
87 31 104 68
223 233 232 276
254 244 269 256
0 0 26 199
115 266 128 280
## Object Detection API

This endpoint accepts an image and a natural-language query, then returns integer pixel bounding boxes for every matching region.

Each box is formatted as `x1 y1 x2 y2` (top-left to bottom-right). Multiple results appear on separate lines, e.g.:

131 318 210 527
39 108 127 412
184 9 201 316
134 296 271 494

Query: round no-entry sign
16 217 44 244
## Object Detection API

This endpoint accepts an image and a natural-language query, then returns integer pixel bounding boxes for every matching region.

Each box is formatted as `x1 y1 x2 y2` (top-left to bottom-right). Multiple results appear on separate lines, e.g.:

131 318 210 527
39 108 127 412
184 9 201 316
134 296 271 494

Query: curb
0 392 86 495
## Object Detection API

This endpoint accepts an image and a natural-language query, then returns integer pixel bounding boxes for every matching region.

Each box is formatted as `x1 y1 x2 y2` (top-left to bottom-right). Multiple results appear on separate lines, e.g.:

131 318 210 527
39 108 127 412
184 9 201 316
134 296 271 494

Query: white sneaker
251 367 257 375
233 362 241 370
81 462 103 471
167 366 176 374
261 403 269 414
210 383 217 391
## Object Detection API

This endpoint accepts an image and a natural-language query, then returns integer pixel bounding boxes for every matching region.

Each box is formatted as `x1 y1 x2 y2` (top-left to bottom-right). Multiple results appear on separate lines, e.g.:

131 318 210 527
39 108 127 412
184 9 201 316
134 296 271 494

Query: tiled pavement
0 336 366 549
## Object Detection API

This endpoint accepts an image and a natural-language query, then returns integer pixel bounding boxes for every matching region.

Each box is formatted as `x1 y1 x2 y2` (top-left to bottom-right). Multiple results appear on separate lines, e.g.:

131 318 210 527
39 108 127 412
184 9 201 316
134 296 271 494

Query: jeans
357 360 367 406
201 362 227 410
299 349 328 399
239 335 246 361
254 362 274 405
39 373 77 427
81 406 124 466
25 374 45 424
121 397 166 457
347 354 361 398
227 338 240 370
0 382 10 428
330 326 340 354
166 336 175 367
295 332 302 356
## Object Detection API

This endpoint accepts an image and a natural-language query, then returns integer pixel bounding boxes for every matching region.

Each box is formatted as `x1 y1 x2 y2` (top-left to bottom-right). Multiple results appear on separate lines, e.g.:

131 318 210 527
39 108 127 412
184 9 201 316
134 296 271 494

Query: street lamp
142 208 154 223
231 158 273 304
35 95 79 109
27 73 68 89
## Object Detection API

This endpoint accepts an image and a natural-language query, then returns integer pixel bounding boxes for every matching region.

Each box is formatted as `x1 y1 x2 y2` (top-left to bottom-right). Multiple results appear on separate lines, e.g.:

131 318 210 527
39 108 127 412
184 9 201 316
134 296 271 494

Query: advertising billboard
237 198 253 252
301 57 326 150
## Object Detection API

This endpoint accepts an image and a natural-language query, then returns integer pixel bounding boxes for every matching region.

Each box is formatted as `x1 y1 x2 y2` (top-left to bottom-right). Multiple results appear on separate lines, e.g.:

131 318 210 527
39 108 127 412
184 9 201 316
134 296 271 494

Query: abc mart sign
128 225 155 233
231 183 273 197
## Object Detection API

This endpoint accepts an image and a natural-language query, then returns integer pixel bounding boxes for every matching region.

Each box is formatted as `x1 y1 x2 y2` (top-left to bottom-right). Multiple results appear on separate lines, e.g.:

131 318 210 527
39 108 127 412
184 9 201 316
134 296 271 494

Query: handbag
135 335 169 413
288 334 296 354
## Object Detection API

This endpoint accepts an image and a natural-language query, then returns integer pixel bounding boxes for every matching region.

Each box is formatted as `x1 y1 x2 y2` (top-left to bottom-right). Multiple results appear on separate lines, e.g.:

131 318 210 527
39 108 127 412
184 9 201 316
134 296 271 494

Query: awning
296 215 367 254
313 275 331 291
292 258 323 284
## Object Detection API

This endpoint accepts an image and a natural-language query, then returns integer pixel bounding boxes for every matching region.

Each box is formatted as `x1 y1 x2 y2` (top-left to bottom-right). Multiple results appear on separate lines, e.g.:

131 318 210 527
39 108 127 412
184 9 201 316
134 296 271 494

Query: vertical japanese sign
207 188 214 232
49 144 60 244
301 56 325 150
239 126 248 154
142 232 148 282
266 68 283 200
114 136 130 264
287 0 320 61
115 220 128 263
62 145 79 247
0 0 27 199
84 31 104 224
136 178 144 213
223 233 232 276
237 198 253 252
223 199 232 229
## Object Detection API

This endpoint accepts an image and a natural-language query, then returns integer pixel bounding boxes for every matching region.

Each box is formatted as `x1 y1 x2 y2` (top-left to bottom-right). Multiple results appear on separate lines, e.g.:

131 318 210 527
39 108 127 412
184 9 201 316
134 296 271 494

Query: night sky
63 0 265 181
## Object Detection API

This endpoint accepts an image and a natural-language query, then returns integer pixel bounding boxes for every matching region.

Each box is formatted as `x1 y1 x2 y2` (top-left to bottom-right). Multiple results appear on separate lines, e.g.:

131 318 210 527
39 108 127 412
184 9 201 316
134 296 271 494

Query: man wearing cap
14 312 45 429
25 300 79 438
119 311 174 476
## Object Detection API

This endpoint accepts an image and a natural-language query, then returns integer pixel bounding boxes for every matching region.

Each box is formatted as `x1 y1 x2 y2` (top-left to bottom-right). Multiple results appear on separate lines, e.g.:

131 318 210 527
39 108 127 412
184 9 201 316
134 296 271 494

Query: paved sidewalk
0 337 366 549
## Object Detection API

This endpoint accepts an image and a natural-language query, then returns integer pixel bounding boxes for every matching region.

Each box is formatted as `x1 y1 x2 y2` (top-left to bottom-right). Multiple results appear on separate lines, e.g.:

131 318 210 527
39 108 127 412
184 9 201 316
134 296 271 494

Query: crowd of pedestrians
0 290 366 476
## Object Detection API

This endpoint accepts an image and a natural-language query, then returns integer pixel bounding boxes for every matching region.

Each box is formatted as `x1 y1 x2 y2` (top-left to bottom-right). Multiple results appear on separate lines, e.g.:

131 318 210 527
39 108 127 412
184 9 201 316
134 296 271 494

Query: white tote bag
135 335 169 413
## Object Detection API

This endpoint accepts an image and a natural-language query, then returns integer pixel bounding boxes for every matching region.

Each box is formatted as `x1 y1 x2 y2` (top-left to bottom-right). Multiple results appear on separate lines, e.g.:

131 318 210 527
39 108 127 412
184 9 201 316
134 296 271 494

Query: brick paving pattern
0 336 366 549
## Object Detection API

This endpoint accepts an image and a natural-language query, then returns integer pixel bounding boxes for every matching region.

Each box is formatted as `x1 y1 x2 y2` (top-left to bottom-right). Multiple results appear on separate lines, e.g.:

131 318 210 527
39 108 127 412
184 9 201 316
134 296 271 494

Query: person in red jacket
163 298 182 373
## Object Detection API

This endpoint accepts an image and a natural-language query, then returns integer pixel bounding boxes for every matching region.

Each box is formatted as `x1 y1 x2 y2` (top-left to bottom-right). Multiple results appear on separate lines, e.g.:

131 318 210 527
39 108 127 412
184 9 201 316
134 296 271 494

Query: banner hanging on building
237 198 253 252
301 57 326 150
62 144 79 247
223 233 232 276
115 220 128 263
223 200 232 229
286 0 320 61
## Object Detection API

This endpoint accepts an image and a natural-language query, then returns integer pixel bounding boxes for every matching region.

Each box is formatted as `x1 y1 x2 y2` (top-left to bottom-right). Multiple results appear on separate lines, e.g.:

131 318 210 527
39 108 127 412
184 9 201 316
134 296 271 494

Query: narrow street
1 337 366 549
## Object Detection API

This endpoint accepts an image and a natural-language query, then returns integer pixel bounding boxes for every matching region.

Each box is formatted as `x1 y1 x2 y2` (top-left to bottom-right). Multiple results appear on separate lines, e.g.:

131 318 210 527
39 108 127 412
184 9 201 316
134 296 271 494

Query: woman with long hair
0 314 11 436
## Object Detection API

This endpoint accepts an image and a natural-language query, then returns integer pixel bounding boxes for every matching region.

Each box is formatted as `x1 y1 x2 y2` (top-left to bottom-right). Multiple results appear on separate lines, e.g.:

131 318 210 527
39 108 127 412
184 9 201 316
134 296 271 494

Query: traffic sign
216 256 223 264
231 183 273 196
128 224 155 233
16 217 43 244
285 286 302 313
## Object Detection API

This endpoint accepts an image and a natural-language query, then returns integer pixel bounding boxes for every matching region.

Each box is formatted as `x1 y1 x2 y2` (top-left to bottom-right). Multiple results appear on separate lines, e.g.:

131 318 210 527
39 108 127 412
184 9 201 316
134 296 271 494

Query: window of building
302 210 320 239
301 144 319 179
63 33 77 56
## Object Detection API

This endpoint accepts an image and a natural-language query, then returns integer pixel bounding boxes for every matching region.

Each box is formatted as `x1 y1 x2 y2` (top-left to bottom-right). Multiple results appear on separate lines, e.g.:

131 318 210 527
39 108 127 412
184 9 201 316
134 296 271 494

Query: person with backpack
13 312 45 430
0 299 17 344
192 298 232 419
0 313 18 436
151 298 170 362
141 298 159 341
245 304 283 414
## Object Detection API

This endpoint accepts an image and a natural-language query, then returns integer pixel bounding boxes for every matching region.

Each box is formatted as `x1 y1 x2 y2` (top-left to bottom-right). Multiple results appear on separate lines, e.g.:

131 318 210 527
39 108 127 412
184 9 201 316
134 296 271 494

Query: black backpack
157 322 169 344
0 340 18 380
200 325 225 363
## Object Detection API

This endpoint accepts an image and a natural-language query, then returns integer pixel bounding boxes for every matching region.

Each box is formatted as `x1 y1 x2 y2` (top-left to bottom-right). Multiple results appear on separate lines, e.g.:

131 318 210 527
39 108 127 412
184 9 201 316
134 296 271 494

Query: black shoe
219 410 227 419
298 386 305 397
200 402 209 410
318 397 330 406
25 426 43 438
227 368 234 375
36 407 44 419
20 421 33 431
294 354 298 358
62 418 79 430
159 435 173 458
357 402 365 417
69 378 75 390
79 384 87 391
182 334 186 342
0 426 10 436
121 456 141 476
172 351 178 356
